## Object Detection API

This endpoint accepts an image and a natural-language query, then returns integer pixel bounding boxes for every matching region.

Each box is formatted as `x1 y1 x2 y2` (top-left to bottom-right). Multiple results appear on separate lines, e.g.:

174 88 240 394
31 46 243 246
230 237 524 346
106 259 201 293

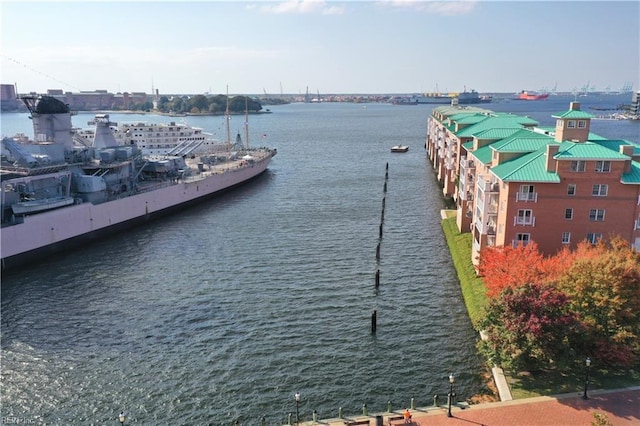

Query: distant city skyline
1 1 638 95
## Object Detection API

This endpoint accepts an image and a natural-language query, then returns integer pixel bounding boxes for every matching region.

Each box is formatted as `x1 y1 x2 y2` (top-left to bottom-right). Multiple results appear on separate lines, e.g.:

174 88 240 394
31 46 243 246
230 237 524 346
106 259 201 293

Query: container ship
0 96 276 271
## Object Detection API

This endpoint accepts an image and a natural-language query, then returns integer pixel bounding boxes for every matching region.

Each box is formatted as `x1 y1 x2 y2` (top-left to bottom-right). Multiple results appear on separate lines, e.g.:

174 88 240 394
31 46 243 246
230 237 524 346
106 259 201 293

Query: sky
1 0 638 95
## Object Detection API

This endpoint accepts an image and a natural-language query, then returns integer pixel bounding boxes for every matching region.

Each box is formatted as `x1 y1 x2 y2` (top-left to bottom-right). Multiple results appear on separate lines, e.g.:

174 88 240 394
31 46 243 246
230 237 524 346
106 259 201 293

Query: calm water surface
1 96 637 425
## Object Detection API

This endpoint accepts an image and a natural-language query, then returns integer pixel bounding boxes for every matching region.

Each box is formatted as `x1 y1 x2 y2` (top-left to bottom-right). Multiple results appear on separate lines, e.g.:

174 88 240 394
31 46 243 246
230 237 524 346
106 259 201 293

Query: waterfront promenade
291 387 639 426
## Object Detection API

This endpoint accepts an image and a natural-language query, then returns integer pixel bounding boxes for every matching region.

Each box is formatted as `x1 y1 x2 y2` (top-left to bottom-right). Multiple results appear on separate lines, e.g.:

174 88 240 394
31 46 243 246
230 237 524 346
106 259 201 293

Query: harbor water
1 95 638 425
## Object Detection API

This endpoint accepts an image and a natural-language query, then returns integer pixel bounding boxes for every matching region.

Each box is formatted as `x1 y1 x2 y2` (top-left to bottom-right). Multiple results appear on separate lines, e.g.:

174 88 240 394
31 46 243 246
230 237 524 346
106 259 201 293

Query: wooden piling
371 310 377 334
375 269 380 288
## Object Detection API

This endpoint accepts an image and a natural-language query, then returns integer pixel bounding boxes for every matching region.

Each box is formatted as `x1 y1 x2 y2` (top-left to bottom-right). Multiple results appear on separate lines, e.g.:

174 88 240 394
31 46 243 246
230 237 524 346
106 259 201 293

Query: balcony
516 192 538 202
460 157 475 170
487 202 498 215
478 178 500 193
514 216 536 226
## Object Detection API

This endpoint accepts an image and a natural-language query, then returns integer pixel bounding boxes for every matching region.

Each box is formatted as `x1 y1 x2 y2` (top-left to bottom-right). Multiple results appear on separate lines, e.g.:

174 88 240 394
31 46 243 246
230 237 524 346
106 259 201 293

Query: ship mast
244 97 249 149
225 85 231 150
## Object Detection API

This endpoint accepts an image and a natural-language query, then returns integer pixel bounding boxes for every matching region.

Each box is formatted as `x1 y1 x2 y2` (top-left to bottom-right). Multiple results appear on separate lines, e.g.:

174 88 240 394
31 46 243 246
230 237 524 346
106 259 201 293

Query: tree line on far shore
127 94 264 114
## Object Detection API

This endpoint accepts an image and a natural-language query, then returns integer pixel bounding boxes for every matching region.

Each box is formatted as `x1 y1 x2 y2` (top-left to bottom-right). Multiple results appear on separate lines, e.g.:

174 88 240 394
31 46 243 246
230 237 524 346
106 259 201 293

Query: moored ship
392 89 492 105
514 90 550 100
0 96 276 270
74 120 228 156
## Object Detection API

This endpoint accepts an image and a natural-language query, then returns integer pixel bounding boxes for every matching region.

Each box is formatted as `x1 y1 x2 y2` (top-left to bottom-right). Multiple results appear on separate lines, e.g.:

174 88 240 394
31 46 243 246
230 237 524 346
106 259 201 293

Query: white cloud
258 0 345 15
379 0 477 15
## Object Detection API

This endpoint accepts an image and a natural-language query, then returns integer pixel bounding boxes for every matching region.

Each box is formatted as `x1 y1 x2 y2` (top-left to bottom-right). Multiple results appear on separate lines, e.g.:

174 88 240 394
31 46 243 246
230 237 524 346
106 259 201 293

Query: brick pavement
304 387 639 426
409 388 639 426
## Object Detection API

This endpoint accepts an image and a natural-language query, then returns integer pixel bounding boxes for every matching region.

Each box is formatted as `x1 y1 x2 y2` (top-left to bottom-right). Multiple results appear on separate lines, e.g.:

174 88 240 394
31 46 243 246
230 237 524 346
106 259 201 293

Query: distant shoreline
89 110 273 116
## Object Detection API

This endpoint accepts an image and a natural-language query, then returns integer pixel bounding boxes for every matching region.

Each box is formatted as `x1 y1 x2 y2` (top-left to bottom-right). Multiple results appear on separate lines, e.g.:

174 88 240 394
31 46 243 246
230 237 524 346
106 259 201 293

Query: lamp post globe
118 412 126 425
447 374 455 418
582 357 592 400
295 392 301 425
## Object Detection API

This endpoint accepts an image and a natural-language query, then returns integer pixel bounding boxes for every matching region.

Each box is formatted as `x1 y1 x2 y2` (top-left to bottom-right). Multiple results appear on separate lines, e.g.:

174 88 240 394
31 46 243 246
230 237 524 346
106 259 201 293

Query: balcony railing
512 239 532 248
516 192 538 202
460 157 475 170
514 216 536 226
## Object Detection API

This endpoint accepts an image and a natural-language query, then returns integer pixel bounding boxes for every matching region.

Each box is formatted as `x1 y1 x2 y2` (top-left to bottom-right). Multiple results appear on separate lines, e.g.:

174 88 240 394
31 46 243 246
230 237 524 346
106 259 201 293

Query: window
562 232 571 244
516 209 534 225
586 233 602 244
571 161 586 172
515 233 531 246
595 161 611 172
592 184 608 196
567 184 576 196
518 184 536 201
565 208 573 220
589 209 605 221
520 184 534 194
567 120 576 128
578 120 587 128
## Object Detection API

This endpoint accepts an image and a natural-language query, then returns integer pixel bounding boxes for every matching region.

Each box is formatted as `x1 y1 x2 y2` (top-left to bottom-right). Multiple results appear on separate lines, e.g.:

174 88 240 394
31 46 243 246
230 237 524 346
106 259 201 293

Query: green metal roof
593 140 640 154
456 115 539 137
433 105 491 117
490 148 561 183
622 161 640 184
554 141 631 160
491 137 552 153
469 144 494 165
473 128 523 140
552 109 595 119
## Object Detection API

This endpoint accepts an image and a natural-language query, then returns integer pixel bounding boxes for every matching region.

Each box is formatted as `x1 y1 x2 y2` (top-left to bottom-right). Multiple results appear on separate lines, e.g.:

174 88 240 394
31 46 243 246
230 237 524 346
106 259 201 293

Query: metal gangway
165 139 204 156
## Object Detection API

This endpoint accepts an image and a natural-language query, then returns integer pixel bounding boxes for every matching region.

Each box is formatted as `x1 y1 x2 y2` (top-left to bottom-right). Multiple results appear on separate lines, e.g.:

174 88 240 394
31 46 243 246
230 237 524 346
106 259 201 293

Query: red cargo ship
515 90 549 100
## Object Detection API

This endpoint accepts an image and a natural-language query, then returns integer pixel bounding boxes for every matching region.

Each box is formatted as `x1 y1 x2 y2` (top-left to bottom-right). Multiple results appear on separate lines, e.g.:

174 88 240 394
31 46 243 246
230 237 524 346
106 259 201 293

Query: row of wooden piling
372 162 389 334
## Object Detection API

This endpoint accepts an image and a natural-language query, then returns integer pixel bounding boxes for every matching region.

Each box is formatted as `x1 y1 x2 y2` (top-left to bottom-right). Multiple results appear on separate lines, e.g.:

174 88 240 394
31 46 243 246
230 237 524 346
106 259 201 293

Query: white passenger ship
72 120 229 156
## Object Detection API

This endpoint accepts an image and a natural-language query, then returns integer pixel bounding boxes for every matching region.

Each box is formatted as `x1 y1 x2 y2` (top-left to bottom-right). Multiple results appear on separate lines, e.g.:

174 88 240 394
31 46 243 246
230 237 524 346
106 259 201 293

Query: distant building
427 101 640 264
0 88 150 111
0 84 21 111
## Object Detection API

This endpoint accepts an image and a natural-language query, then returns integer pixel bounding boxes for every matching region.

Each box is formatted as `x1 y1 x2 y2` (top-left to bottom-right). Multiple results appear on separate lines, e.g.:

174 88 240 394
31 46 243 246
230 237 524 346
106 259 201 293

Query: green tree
188 94 209 113
169 97 184 113
157 96 170 112
554 237 640 368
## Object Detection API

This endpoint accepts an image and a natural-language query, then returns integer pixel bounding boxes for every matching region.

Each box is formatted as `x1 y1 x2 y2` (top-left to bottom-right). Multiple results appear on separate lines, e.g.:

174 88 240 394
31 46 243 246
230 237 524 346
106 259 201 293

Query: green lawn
440 214 487 327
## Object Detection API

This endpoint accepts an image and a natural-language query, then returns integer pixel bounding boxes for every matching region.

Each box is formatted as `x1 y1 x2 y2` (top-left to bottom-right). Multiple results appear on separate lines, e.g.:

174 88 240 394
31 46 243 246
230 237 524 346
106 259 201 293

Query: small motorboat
391 145 409 153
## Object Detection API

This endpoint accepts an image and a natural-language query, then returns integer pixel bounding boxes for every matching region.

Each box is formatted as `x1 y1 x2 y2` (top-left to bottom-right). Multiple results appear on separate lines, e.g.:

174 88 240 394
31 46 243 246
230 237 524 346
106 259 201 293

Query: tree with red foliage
478 282 581 371
478 242 547 298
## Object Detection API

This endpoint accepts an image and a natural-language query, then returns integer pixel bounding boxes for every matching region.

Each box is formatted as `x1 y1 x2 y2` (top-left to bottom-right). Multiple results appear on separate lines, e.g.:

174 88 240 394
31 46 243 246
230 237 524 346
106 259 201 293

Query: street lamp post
118 412 126 425
447 374 455 418
582 357 591 400
295 392 301 426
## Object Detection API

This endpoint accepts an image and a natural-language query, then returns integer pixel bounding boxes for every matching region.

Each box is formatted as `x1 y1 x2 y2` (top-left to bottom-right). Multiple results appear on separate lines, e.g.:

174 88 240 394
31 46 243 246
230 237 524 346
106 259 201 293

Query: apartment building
426 101 640 265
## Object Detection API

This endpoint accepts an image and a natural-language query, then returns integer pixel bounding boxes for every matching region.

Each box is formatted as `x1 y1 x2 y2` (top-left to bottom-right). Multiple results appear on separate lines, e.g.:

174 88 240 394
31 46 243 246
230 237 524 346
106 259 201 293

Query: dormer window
567 120 576 128
578 120 587 128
